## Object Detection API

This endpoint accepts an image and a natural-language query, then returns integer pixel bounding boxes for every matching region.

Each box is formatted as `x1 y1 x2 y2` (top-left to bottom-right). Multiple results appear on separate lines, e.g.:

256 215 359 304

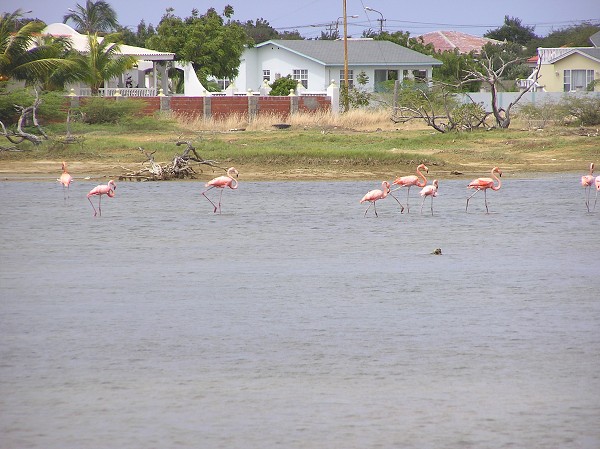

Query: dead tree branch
0 89 47 147
119 140 227 181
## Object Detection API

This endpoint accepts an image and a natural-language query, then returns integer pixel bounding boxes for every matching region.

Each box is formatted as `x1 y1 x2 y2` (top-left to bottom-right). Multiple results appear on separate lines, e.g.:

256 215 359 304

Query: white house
42 23 208 96
233 39 442 93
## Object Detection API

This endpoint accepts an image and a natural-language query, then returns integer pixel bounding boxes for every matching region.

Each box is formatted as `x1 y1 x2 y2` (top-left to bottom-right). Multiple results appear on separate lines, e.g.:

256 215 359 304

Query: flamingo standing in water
581 162 595 212
87 180 116 216
419 179 439 215
594 175 600 211
360 181 392 217
57 161 74 200
202 167 239 214
466 167 502 214
392 163 428 213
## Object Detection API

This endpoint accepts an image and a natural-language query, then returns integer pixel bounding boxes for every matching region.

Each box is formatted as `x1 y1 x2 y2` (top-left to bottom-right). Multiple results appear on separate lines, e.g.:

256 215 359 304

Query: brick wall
68 95 331 118
170 97 204 116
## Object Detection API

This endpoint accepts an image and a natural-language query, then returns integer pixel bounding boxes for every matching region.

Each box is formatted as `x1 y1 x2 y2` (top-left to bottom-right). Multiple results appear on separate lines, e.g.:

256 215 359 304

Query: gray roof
580 48 600 61
549 47 600 63
590 30 600 47
257 39 442 67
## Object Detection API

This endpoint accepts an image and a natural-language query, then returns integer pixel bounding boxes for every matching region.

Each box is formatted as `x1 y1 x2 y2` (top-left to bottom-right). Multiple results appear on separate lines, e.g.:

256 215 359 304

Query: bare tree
463 52 541 129
0 89 48 149
391 80 490 133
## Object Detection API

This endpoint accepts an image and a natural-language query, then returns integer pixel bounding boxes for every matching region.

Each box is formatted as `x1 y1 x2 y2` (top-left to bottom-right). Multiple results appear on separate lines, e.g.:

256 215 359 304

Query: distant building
518 32 600 92
232 39 442 93
418 31 502 54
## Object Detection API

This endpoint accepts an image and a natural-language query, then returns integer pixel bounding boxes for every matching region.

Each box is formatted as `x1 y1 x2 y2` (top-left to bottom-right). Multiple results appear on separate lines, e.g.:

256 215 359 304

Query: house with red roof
418 31 502 54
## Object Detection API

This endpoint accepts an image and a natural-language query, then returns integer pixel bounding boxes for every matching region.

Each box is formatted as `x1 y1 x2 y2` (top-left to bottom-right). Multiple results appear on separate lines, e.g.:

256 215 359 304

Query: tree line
3 0 599 94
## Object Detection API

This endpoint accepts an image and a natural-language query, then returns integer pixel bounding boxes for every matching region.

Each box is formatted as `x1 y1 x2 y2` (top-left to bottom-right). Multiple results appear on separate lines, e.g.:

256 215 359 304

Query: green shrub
0 89 68 126
269 76 297 96
37 91 69 123
516 101 562 128
452 103 487 130
0 88 32 124
76 97 144 124
559 95 600 126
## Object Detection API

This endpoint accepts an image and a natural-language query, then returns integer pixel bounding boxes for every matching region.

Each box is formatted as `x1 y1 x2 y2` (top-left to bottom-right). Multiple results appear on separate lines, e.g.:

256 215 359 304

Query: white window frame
263 70 271 82
339 69 354 88
293 69 308 89
564 69 594 92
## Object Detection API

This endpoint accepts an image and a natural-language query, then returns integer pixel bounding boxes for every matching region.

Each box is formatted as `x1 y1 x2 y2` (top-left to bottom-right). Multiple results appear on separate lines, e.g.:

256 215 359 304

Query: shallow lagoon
1 175 599 448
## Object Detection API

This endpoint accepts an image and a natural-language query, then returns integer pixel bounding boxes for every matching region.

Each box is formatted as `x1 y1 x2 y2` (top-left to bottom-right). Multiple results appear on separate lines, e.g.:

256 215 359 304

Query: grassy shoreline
1 112 598 181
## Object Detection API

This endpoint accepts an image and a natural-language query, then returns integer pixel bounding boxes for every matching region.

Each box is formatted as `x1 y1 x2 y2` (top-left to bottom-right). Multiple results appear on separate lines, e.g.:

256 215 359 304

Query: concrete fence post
327 80 340 115
289 95 299 115
248 95 258 120
160 95 171 112
203 96 212 119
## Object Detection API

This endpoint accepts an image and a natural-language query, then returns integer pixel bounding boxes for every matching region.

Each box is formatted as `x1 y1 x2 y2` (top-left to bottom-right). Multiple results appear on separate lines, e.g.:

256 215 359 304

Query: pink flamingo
581 162 595 212
57 161 74 200
466 167 502 213
360 181 392 217
202 167 239 214
87 180 116 216
419 179 439 215
594 175 600 211
392 163 428 213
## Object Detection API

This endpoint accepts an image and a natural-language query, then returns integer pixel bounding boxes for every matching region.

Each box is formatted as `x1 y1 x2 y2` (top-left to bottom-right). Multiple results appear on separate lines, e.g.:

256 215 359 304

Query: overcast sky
4 0 599 38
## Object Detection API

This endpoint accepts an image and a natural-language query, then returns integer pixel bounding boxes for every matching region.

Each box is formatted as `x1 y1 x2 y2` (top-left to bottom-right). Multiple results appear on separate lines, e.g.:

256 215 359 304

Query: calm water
1 174 599 449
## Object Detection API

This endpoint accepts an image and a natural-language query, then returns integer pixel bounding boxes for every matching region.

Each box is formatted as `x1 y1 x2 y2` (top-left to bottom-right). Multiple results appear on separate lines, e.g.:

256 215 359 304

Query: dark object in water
432 248 442 255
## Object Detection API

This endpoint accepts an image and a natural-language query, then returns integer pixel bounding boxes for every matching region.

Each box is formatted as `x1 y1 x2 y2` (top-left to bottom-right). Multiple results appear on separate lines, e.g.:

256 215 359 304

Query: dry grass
172 108 401 132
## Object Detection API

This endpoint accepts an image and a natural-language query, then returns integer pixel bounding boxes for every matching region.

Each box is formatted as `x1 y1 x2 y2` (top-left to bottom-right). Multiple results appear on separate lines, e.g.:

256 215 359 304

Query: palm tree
63 0 118 34
1 9 77 86
72 34 137 95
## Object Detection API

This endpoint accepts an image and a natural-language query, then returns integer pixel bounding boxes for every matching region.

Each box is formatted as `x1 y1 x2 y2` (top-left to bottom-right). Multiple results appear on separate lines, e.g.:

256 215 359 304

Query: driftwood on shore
119 140 227 181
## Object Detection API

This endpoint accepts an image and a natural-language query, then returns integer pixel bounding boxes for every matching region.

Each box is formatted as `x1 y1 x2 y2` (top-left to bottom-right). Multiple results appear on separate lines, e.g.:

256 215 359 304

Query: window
215 78 231 90
564 69 594 92
339 69 354 88
293 69 308 89
263 70 271 82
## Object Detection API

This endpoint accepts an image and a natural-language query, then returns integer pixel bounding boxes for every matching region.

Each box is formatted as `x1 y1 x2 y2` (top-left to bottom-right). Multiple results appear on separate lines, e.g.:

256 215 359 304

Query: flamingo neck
417 166 427 186
491 171 502 190
381 181 389 198
229 177 239 190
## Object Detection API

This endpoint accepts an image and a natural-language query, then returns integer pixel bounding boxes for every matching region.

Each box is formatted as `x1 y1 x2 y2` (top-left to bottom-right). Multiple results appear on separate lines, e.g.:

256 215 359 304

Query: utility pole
365 7 385 33
343 0 349 112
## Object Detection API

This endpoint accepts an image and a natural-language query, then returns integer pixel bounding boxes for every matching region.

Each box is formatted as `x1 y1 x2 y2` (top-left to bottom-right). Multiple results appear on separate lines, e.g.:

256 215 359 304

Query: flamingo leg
466 189 480 212
373 201 378 217
484 189 489 214
430 196 434 216
217 188 225 214
88 196 97 216
405 186 411 213
420 195 426 214
584 187 591 212
202 186 219 213
389 192 405 213
98 194 102 216
594 190 598 211
363 202 373 217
